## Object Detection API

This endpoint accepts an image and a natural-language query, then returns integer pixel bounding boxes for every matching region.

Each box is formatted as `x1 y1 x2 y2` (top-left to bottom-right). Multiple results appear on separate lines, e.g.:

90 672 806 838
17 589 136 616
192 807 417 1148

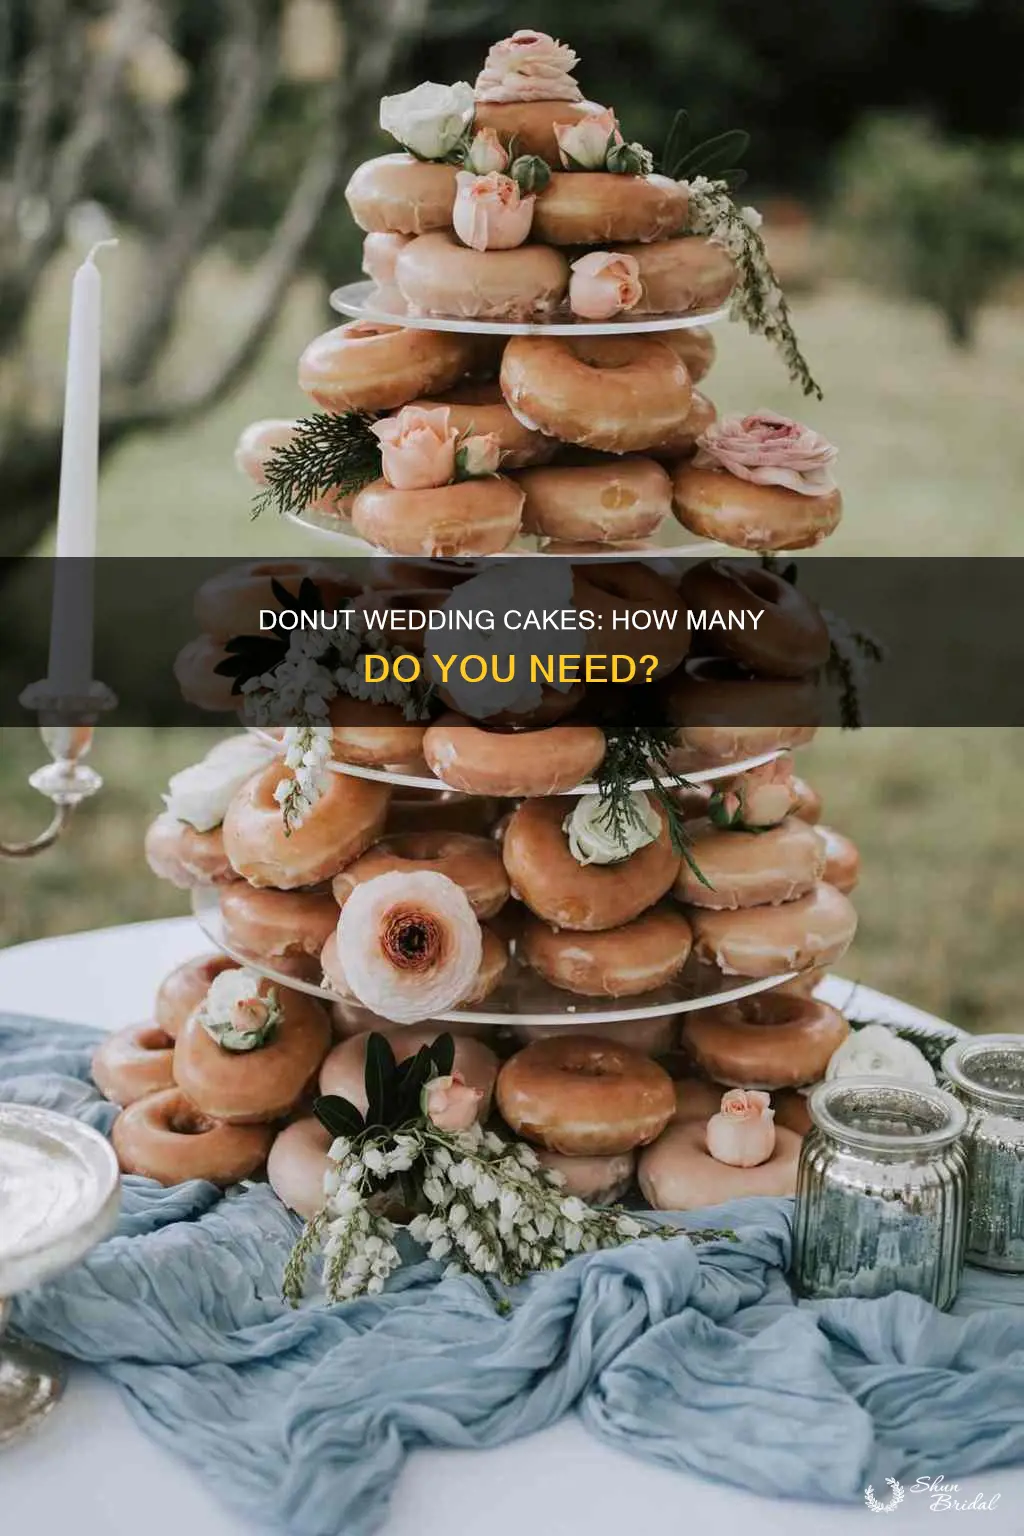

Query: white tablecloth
0 917 1019 1534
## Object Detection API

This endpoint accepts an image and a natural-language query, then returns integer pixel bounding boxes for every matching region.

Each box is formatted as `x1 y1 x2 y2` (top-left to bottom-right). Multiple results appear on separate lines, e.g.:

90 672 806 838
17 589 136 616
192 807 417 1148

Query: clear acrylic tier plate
330 280 731 338
191 884 799 1028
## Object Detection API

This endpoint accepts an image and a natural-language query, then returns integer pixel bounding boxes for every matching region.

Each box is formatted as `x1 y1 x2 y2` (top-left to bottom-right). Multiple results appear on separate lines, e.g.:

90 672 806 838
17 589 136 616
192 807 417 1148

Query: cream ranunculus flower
379 80 474 161
705 1089 776 1167
474 30 581 104
554 107 619 169
163 733 277 832
825 1024 935 1086
564 791 661 866
335 870 483 1024
370 405 458 490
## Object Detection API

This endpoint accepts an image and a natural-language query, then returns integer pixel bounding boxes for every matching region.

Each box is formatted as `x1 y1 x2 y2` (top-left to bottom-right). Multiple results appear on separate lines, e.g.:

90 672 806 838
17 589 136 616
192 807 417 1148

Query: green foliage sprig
252 412 381 519
659 110 750 191
598 728 711 887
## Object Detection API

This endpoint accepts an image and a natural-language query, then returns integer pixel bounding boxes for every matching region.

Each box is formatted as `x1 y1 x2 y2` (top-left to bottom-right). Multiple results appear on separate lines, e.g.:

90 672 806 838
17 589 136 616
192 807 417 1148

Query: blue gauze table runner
2 1012 1023 1536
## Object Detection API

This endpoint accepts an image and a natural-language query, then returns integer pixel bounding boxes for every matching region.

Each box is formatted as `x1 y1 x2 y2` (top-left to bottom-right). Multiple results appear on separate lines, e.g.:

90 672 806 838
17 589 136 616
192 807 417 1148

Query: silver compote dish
0 1103 120 1445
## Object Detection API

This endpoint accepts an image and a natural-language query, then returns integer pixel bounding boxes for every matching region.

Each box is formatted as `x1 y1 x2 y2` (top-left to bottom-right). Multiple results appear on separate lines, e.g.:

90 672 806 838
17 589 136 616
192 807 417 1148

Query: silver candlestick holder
2 681 116 859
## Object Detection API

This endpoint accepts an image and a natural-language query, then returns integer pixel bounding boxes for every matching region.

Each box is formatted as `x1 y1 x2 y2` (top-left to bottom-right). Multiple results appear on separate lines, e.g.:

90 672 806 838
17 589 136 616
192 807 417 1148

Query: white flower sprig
283 1119 735 1308
686 175 822 400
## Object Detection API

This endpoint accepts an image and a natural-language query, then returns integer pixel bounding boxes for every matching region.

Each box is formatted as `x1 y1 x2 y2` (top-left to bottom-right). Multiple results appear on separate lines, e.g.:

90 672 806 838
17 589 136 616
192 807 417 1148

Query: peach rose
361 232 411 287
715 757 796 829
554 107 619 170
453 171 535 251
370 406 458 490
696 412 838 497
465 127 509 175
569 251 642 320
423 1071 484 1132
706 1089 776 1168
458 432 501 477
474 30 581 104
232 997 270 1036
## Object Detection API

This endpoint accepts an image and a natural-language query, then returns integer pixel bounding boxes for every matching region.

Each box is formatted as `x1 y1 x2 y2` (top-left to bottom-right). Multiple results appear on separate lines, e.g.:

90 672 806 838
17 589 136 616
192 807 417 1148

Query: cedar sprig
252 411 381 518
598 728 712 888
826 628 885 729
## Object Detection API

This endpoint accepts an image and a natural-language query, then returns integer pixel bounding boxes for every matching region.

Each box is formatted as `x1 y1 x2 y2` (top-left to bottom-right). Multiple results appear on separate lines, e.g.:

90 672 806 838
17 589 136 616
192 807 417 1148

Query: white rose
424 561 574 720
379 80 474 161
163 732 277 831
825 1024 935 1086
564 792 660 866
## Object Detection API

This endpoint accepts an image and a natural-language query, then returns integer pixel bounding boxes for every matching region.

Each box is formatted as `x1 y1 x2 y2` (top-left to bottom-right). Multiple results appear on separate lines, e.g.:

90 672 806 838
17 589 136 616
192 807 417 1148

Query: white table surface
1 916 1020 1535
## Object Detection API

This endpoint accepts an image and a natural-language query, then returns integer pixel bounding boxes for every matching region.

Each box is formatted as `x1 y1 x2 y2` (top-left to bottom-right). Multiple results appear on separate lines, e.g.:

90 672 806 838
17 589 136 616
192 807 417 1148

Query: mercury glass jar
792 1077 968 1310
941 1035 1024 1273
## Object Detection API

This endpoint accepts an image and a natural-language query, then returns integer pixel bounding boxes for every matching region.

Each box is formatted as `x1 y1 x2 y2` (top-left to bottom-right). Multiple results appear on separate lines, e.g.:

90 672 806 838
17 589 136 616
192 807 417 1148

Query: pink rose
458 432 502 477
465 127 509 175
361 232 411 287
231 996 270 1036
423 1071 484 1132
695 412 838 497
726 757 797 828
371 406 458 490
474 30 582 104
453 171 535 251
569 251 642 320
706 1089 776 1168
554 107 620 170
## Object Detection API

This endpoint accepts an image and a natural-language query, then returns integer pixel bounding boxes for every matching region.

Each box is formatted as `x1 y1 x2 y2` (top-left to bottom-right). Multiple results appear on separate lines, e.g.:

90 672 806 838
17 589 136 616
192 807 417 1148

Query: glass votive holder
942 1035 1024 1273
792 1076 968 1310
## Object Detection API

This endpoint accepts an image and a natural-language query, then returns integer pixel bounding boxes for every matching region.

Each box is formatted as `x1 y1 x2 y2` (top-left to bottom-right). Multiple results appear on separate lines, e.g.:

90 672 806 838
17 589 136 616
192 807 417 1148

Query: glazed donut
815 825 860 893
520 906 692 996
155 954 238 1040
532 174 688 246
688 881 858 978
222 760 390 889
496 1036 675 1155
299 321 476 414
321 922 508 1007
233 428 351 517
351 475 524 557
219 885 339 977
515 455 672 544
772 1089 813 1137
680 992 849 1088
774 965 829 999
404 381 557 469
666 658 820 765
638 1116 802 1210
662 326 716 384
792 776 823 824
92 1023 175 1107
387 789 503 838
669 1078 728 1125
326 695 426 767
503 797 679 931
145 813 237 889
396 231 569 321
678 560 830 679
617 236 735 314
193 560 360 643
471 99 609 167
536 1147 635 1204
362 231 413 286
174 982 332 1123
174 636 243 715
501 334 692 455
267 1117 332 1220
320 1028 499 1117
646 390 716 460
674 816 826 910
708 755 802 830
672 462 843 552
510 1015 677 1055
333 832 509 920
112 1088 274 1187
345 153 458 235
423 715 605 797
573 561 690 680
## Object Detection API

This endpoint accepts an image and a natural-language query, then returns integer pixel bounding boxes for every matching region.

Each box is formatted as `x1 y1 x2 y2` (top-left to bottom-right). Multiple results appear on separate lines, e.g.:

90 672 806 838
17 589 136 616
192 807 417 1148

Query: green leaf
429 1033 456 1078
393 1044 435 1123
661 108 691 179
364 1032 398 1130
313 1094 365 1140
676 129 751 180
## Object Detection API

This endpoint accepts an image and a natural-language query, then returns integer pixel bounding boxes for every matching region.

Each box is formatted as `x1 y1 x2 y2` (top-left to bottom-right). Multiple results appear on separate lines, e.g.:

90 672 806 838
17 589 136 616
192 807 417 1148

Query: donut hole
168 1104 217 1136
138 1026 174 1053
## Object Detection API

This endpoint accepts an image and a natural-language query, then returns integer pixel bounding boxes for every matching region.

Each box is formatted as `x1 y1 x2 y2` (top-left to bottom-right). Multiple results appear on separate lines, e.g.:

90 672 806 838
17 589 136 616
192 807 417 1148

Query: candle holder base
2 679 116 856
0 1334 66 1447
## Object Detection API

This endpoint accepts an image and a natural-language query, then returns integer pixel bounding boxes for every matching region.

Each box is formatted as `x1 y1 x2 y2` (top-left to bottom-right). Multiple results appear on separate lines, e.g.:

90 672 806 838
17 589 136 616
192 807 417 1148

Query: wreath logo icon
864 1478 906 1513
